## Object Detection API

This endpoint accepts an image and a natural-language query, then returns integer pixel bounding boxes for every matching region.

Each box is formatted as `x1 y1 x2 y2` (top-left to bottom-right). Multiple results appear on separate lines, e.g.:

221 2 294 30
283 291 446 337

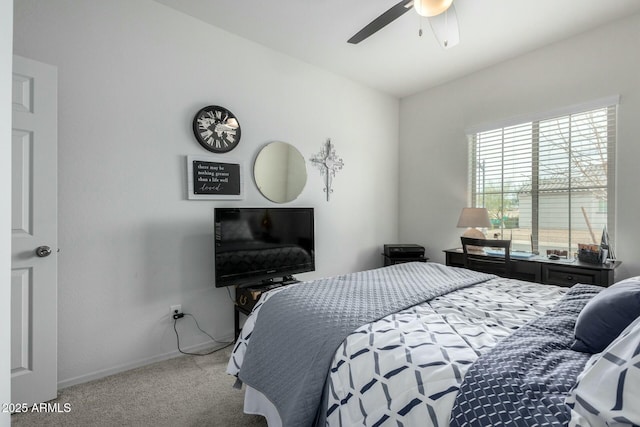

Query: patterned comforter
449 284 600 426
227 264 567 427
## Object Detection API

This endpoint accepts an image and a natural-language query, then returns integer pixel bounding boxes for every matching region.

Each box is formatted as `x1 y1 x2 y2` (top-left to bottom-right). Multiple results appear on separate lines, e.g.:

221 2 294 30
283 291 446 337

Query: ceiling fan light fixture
413 0 453 17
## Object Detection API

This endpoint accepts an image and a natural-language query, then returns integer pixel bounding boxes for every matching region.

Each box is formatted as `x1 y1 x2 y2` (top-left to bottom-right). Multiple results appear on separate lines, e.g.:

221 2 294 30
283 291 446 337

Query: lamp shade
413 0 453 17
456 208 491 228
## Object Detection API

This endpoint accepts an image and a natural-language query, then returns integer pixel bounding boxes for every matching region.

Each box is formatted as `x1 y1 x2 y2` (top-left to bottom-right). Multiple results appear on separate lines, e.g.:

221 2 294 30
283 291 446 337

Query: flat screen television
214 207 315 287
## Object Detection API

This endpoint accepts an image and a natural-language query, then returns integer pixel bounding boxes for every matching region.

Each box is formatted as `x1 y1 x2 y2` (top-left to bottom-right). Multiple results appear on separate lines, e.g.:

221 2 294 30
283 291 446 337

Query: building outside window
468 100 617 256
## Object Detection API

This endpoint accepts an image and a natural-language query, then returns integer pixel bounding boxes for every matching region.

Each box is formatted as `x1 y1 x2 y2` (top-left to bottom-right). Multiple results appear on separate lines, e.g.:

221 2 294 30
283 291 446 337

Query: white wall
1 0 13 423
399 13 640 280
13 0 399 386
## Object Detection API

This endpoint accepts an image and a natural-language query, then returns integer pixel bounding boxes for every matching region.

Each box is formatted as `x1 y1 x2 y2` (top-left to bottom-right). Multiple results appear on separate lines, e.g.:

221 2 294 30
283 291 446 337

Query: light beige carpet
11 345 268 427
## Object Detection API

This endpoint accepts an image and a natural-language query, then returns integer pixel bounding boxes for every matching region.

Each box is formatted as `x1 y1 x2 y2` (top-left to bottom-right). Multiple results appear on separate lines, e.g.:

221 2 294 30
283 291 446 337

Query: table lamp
457 208 490 239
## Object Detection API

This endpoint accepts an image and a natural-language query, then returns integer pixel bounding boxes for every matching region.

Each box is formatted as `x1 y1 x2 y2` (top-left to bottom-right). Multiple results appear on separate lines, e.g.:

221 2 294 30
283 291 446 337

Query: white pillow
566 316 640 427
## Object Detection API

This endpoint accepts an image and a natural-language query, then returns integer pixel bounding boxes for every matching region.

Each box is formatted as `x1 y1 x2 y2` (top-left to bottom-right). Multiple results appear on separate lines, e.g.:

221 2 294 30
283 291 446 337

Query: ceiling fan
348 0 460 49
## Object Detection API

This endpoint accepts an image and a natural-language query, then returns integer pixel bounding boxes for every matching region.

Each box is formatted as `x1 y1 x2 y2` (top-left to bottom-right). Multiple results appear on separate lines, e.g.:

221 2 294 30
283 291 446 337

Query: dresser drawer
543 265 599 287
511 260 541 283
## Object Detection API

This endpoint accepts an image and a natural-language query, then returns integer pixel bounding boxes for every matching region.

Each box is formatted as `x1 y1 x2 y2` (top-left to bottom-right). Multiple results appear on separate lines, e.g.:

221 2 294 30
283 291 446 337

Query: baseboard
57 334 235 390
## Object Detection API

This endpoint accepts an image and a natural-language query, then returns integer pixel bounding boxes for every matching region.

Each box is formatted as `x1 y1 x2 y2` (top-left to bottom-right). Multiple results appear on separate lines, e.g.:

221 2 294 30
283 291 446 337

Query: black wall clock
192 105 241 153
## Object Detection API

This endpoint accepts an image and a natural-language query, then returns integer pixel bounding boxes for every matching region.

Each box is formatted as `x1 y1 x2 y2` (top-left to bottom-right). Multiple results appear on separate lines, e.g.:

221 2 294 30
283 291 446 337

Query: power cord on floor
173 313 234 356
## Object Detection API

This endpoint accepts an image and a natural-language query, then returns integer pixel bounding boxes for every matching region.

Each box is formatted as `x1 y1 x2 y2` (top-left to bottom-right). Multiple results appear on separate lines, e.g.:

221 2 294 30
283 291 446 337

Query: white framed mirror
254 141 307 203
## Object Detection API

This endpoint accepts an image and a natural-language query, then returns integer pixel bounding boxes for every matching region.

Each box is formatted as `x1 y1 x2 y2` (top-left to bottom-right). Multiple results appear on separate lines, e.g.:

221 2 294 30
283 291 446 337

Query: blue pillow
572 277 640 353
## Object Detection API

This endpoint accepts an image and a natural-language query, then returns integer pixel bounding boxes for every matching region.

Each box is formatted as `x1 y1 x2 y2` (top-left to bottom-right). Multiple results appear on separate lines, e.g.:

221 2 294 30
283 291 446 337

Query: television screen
214 208 315 287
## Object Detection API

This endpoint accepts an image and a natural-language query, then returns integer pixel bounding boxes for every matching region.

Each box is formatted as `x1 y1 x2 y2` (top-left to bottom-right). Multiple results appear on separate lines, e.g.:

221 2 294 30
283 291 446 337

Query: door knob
35 246 52 257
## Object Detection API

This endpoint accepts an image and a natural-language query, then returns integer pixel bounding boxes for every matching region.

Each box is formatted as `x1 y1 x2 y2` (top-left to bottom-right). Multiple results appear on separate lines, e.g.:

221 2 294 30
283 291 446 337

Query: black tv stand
234 277 300 340
236 275 298 289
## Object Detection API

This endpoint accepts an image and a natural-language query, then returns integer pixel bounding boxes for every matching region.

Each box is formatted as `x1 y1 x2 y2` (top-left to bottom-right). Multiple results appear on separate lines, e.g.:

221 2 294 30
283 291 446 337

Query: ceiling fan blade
348 0 414 44
428 3 459 49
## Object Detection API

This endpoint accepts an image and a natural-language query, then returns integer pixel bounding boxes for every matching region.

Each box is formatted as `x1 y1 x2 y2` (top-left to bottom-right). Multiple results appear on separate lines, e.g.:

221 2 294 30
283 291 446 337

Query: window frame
466 98 617 255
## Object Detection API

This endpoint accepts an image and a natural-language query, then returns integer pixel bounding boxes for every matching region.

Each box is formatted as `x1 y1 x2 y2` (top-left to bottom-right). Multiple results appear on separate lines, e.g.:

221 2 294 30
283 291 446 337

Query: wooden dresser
444 248 620 287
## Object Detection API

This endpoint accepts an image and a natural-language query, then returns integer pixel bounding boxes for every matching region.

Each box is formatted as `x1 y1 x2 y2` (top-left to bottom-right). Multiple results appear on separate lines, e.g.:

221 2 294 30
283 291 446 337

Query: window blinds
469 104 616 254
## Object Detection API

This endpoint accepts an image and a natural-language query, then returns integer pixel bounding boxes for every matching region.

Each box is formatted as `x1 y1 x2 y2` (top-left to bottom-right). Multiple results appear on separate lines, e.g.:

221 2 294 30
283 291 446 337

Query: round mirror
254 141 307 203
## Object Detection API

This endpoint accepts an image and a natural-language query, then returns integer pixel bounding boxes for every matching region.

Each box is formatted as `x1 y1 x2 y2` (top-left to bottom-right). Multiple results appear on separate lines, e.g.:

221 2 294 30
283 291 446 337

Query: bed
215 240 312 277
227 262 640 427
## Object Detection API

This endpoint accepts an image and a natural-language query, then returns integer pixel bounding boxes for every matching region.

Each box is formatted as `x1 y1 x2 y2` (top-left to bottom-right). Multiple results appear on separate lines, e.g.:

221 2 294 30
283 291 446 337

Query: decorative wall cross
310 138 344 201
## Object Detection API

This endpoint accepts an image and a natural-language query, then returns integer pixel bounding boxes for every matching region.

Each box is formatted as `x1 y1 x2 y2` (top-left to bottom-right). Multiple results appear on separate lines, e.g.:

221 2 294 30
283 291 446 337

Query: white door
11 55 58 405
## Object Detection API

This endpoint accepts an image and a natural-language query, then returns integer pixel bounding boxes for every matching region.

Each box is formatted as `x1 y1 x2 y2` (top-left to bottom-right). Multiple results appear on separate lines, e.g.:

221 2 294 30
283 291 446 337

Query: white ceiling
154 0 640 98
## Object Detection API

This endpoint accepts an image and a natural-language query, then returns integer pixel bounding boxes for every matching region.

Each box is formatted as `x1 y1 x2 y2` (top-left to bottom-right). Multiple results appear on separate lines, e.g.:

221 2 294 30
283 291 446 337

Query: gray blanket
238 262 494 426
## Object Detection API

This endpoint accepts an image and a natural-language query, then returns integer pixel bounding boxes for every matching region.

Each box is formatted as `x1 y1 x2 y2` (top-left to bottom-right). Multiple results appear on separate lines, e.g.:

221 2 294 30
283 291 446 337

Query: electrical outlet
170 304 182 319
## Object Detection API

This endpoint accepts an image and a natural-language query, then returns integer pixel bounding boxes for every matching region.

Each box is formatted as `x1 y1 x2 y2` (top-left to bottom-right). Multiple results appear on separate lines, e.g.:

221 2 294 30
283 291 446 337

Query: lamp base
461 227 486 239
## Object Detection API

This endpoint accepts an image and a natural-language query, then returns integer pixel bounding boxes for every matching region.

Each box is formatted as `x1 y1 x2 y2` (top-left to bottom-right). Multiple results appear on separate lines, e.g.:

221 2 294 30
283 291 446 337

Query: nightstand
383 244 428 266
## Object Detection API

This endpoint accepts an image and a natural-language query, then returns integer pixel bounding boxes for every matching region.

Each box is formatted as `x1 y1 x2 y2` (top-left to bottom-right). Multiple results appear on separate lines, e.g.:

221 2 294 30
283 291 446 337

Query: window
468 102 616 255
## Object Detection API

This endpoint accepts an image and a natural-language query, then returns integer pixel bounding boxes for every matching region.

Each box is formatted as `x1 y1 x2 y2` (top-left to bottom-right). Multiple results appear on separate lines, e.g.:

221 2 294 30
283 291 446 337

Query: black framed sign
187 155 244 200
